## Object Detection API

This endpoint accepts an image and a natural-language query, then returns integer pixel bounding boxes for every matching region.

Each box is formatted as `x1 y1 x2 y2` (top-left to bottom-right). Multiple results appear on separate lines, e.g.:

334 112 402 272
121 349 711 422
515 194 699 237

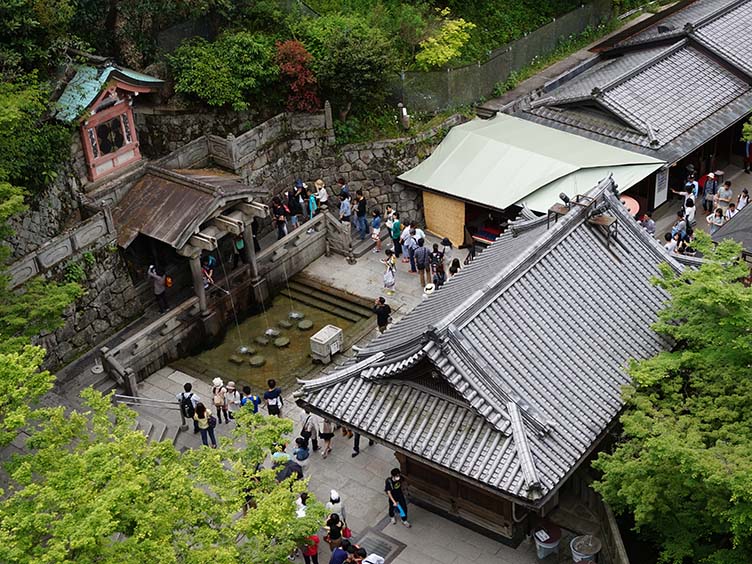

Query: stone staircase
349 225 393 258
279 275 374 323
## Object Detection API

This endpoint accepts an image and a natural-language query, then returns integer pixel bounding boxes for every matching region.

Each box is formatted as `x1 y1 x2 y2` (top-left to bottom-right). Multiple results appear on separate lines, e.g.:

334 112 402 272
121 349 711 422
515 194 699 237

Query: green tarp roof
55 64 163 123
398 114 665 212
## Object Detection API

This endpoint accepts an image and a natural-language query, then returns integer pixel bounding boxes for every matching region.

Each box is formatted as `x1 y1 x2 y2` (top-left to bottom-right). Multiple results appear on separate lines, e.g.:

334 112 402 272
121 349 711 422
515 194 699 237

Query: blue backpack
295 447 310 461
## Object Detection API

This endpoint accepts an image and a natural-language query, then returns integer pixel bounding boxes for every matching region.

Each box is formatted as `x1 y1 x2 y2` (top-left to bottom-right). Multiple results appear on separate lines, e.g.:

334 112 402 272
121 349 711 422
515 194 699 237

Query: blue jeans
408 247 416 272
357 216 368 239
199 427 217 447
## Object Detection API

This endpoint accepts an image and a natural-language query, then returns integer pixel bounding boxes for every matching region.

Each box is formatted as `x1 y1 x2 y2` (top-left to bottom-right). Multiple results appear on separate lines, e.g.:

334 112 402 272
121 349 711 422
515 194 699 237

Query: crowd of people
176 376 401 564
638 171 748 256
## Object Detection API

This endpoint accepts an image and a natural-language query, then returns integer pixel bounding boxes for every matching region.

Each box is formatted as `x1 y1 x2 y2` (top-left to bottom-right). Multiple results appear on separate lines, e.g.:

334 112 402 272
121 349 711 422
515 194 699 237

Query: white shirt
317 187 328 203
225 390 241 411
684 206 696 225
738 194 749 210
664 240 677 253
176 391 199 408
413 228 426 241
725 208 738 220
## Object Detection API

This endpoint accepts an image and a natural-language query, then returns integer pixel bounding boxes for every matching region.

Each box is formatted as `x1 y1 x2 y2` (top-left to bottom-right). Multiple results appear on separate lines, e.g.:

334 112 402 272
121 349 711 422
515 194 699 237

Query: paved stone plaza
134 248 541 564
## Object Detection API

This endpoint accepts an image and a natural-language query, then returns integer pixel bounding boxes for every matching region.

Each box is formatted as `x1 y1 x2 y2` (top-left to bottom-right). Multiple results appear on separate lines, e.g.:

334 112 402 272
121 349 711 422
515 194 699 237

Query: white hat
330 489 340 501
212 377 223 387
226 381 236 390
708 172 715 179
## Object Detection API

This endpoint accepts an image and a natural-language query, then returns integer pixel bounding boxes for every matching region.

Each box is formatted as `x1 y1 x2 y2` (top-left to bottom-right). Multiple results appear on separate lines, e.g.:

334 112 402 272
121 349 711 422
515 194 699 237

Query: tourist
300 409 320 451
339 193 351 223
264 378 283 417
212 377 229 424
449 257 461 277
271 196 288 240
240 385 262 413
671 184 697 208
201 256 214 289
439 237 453 260
373 297 391 334
670 211 686 239
231 235 247 269
297 180 309 220
225 381 241 420
640 212 656 235
717 180 734 213
293 437 311 469
725 202 738 221
147 264 168 313
362 552 384 564
315 179 328 211
329 540 350 564
684 198 696 226
177 382 200 433
308 187 319 219
430 243 446 287
324 513 345 551
384 205 396 231
745 141 752 174
275 457 304 483
664 232 678 253
404 229 418 272
287 183 304 229
738 188 749 211
398 222 411 263
371 209 382 253
302 533 320 564
390 212 402 257
409 221 426 242
337 178 350 200
319 418 335 458
352 433 374 458
194 402 217 448
706 207 725 234
385 468 410 527
326 490 347 523
701 172 717 213
381 249 397 296
355 190 368 240
414 238 431 288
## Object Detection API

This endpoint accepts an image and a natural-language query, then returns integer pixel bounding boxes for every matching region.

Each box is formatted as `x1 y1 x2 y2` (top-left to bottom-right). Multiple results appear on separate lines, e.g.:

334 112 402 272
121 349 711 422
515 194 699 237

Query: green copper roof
55 64 163 123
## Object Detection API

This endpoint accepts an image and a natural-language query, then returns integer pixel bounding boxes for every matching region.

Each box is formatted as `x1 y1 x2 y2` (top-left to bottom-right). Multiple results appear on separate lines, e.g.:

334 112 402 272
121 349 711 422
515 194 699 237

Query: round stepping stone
289 311 305 320
255 336 270 346
274 336 290 348
244 346 257 356
278 319 293 329
298 319 314 331
229 355 244 365
249 355 266 367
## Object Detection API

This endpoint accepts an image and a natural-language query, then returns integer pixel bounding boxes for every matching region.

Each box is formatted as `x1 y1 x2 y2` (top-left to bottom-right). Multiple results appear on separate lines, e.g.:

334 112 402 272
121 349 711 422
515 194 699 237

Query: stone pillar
189 254 208 315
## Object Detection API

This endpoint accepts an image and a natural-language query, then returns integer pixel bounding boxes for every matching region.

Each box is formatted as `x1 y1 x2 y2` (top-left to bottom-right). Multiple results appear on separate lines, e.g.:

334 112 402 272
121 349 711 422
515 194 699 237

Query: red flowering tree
276 40 320 113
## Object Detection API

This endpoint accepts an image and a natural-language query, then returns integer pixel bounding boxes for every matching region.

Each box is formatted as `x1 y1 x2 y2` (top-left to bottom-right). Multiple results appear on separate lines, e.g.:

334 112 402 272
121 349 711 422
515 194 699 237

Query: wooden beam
210 215 243 235
189 233 217 251
237 202 269 219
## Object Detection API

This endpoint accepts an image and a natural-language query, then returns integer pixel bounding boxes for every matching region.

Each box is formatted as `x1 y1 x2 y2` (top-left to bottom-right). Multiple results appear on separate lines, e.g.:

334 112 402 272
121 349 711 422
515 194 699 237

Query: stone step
286 281 374 318
349 228 391 258
294 273 374 308
279 289 363 324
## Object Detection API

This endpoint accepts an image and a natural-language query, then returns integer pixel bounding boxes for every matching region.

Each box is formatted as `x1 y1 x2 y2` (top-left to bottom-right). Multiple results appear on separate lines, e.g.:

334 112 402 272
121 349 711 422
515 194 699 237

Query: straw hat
212 377 223 387
314 179 325 189
226 381 236 390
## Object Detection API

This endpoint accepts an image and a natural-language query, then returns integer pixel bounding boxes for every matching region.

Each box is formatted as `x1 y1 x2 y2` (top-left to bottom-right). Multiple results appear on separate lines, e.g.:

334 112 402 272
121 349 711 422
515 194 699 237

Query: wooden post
189 254 208 315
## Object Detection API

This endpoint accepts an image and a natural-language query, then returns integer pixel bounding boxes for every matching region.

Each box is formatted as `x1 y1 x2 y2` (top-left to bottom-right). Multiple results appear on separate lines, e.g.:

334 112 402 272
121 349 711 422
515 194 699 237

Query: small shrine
56 63 163 181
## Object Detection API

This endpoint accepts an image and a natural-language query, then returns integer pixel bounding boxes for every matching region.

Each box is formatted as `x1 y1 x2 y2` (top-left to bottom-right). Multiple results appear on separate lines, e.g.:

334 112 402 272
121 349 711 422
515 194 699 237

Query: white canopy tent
398 114 664 213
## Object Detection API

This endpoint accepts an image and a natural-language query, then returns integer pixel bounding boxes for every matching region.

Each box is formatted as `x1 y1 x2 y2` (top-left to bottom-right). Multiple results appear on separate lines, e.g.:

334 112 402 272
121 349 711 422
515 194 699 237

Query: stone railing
256 212 328 289
7 210 116 288
154 136 210 170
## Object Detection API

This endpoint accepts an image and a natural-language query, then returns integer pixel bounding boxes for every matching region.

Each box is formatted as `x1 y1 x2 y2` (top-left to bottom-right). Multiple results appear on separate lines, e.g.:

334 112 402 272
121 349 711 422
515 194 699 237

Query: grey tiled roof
297 178 680 504
712 201 752 251
513 0 752 163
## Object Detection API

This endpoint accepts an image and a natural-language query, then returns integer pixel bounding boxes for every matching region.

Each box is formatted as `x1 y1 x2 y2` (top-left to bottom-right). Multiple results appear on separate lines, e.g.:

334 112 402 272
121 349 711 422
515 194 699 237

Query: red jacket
303 535 319 556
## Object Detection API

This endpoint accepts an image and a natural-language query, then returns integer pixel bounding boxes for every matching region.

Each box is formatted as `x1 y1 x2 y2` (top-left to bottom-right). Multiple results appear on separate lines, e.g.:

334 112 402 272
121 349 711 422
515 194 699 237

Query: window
95 116 126 155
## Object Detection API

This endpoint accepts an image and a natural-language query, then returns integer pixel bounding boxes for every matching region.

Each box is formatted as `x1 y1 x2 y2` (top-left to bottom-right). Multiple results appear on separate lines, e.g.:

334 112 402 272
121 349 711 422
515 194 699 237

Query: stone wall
133 107 269 157
34 243 148 371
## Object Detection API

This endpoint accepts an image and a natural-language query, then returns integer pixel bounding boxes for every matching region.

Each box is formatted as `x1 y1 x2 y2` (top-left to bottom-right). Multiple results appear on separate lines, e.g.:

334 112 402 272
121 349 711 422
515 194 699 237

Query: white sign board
654 167 669 207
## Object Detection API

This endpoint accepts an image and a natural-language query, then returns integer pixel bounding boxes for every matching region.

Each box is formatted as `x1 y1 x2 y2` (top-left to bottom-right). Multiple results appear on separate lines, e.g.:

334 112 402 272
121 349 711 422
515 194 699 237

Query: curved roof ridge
296 352 385 392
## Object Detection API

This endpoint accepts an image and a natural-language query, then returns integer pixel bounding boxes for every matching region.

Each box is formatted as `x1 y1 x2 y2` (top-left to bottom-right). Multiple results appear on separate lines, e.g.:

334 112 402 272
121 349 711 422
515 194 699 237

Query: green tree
593 235 752 564
296 14 395 119
0 391 326 563
170 31 279 111
414 8 475 70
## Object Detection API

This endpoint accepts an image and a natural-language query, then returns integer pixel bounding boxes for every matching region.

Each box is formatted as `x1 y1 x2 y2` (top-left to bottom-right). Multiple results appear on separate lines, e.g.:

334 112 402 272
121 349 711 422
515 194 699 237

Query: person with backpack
225 381 241 420
194 402 217 448
293 436 311 468
147 264 168 313
264 379 283 417
430 243 446 288
271 196 289 240
176 382 200 433
241 385 262 413
413 238 431 288
212 377 229 424
300 409 320 451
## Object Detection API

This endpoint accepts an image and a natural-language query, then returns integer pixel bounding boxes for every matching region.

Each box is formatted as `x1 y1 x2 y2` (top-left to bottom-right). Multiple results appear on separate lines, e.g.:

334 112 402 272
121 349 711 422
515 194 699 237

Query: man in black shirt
355 190 368 240
373 297 391 334
385 468 410 527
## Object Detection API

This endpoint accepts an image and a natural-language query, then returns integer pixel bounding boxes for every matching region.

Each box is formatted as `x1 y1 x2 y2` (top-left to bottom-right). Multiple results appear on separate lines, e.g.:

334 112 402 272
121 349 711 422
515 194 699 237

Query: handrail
114 394 179 405
113 394 189 430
